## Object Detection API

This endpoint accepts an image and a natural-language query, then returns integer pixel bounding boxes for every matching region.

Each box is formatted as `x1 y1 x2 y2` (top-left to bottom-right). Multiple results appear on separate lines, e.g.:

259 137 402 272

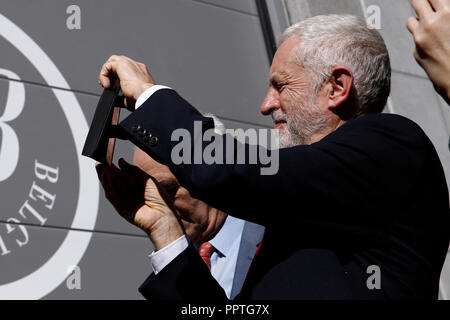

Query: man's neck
308 119 347 145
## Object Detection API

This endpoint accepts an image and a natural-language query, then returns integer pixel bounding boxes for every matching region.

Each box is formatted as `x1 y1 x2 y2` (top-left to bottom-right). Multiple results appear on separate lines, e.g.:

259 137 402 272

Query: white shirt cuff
149 235 189 274
135 85 172 109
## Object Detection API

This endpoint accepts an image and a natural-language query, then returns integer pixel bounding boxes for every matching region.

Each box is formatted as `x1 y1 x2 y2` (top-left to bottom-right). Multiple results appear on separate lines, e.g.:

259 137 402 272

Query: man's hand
133 148 227 244
96 158 184 250
99 55 155 109
407 0 450 104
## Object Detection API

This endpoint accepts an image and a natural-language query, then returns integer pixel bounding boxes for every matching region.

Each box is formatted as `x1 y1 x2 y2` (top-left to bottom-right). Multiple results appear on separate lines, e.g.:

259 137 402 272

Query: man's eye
270 81 285 91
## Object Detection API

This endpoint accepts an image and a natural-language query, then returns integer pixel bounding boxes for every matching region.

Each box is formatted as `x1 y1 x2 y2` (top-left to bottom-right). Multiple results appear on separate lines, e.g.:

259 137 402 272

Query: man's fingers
99 55 122 88
429 0 448 11
413 47 427 65
407 16 420 34
99 164 127 204
99 62 114 88
95 162 119 182
412 0 435 18
118 158 146 178
97 165 113 198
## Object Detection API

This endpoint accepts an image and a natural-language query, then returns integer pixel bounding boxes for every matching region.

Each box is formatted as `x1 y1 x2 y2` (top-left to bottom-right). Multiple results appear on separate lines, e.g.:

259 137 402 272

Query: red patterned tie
198 242 215 271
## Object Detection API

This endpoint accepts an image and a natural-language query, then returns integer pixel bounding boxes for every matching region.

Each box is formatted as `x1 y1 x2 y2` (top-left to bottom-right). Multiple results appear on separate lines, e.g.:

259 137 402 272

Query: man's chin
279 131 304 148
278 133 292 149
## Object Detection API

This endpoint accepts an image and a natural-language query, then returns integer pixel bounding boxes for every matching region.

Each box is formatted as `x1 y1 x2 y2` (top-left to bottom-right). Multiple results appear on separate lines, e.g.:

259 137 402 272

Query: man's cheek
283 87 308 107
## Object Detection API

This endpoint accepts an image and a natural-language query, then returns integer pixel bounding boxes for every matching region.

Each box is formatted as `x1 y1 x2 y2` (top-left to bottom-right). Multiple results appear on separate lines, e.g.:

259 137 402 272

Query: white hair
280 14 391 115
203 113 226 134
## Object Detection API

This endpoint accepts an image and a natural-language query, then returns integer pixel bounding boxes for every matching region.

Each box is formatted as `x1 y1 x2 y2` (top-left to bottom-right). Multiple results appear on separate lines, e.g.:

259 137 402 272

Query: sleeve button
150 136 158 146
138 128 147 137
144 133 152 143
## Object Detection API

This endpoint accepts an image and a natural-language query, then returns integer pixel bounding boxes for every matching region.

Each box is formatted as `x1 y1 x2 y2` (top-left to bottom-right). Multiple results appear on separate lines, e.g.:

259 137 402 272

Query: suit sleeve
139 244 228 301
119 89 440 245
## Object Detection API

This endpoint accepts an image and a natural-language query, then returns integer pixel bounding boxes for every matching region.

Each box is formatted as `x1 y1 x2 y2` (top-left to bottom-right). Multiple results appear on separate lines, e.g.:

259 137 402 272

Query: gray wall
0 0 269 299
0 0 448 299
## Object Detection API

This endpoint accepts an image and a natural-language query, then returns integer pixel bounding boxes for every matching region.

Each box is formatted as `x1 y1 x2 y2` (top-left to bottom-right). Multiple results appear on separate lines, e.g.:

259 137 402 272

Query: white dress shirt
201 215 245 298
136 85 246 298
135 85 172 109
149 216 245 299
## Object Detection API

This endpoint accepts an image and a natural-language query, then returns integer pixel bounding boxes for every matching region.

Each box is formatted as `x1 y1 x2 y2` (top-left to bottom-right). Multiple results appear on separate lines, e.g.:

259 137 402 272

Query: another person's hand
99 55 155 109
96 158 184 250
407 0 450 104
133 148 227 244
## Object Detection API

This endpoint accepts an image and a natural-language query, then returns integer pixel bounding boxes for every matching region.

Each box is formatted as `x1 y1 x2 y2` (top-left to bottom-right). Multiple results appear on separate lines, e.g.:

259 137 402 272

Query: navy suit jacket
121 89 450 300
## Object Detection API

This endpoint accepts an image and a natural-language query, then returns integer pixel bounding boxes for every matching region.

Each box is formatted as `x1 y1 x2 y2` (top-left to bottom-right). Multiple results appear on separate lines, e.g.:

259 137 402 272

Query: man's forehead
269 37 301 79
275 36 299 61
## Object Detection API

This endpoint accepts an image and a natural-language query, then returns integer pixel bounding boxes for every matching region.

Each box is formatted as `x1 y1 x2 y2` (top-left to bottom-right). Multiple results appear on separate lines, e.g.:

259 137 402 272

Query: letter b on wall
0 69 25 182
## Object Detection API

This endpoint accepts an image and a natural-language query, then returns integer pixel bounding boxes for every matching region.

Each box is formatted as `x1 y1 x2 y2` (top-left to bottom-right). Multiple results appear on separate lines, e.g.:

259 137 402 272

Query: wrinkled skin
96 158 184 251
133 148 227 244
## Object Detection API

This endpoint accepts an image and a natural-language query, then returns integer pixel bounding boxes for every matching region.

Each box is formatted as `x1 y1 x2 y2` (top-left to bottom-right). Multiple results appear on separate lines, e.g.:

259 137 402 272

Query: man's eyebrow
269 74 283 85
269 73 286 86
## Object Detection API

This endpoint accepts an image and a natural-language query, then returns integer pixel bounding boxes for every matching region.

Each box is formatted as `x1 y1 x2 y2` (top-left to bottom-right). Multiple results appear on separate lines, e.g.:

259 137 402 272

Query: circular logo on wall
0 14 99 299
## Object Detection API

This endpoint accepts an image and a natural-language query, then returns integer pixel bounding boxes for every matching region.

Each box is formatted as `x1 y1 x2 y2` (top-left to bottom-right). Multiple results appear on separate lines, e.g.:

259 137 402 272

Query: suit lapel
230 221 265 299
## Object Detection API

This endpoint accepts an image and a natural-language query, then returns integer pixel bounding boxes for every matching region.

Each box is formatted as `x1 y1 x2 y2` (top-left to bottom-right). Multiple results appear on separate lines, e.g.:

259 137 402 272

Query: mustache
271 109 287 123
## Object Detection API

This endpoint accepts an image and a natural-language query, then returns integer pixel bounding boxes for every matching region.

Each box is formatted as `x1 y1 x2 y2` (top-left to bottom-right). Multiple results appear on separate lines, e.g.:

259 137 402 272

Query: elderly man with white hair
96 14 450 300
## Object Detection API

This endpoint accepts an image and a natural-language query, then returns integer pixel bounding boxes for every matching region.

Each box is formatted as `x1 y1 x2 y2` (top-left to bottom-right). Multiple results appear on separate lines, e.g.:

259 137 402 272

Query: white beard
274 94 328 148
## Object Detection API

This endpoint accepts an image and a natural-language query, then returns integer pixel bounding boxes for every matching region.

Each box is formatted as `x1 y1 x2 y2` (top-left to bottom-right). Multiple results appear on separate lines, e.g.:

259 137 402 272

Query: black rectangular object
82 81 125 164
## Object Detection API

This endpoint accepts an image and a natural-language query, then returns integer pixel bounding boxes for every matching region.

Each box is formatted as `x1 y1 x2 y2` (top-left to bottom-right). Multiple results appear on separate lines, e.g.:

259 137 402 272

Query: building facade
0 0 448 299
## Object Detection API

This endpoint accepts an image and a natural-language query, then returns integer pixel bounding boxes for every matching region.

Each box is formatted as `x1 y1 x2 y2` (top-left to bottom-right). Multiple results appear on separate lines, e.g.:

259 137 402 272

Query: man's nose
260 87 280 116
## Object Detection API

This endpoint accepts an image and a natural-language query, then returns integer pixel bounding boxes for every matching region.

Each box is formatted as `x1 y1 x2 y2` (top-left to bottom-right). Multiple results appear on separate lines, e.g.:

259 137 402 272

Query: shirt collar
209 215 245 257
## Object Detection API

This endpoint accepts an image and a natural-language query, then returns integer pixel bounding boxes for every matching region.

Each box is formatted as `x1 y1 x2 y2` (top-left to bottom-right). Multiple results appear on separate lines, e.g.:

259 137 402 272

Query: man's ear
327 66 354 111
